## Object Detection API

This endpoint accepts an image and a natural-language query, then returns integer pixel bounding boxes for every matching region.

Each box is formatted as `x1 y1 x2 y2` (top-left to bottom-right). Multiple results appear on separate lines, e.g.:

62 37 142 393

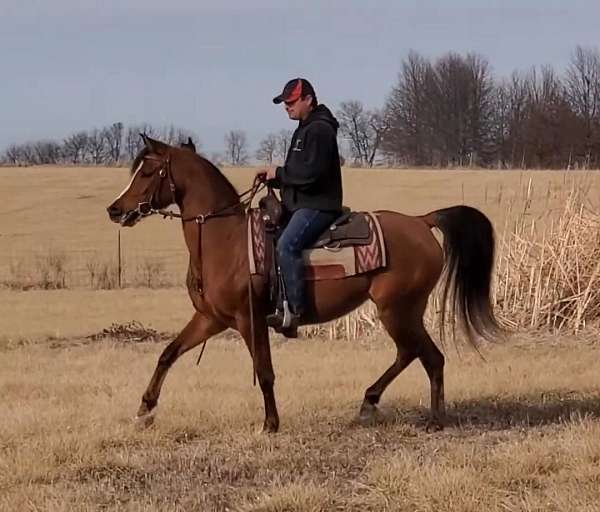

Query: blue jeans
277 208 339 315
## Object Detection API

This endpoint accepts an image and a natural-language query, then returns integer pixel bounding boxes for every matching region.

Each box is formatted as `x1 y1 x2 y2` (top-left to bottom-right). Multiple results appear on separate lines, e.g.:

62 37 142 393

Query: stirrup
281 300 295 328
266 301 295 328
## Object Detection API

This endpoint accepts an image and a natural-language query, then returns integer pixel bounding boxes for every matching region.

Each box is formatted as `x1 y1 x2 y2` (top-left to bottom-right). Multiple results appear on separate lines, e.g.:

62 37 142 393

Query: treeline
3 45 600 169
340 45 600 169
2 123 199 166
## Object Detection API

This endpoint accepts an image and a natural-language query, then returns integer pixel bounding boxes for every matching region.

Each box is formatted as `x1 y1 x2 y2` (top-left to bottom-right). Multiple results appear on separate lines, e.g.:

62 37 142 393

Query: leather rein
134 154 266 224
133 154 265 383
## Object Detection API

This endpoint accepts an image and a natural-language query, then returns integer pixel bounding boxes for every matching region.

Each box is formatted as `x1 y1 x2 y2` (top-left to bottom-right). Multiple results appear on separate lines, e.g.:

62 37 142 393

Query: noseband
133 155 178 219
135 154 266 224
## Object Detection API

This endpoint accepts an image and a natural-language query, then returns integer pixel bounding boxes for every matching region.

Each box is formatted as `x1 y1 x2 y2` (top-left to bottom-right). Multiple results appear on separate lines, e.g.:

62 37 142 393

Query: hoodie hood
301 104 340 132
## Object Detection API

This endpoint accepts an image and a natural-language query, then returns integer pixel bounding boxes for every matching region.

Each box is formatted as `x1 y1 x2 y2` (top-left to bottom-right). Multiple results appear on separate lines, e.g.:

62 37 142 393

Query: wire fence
0 233 190 290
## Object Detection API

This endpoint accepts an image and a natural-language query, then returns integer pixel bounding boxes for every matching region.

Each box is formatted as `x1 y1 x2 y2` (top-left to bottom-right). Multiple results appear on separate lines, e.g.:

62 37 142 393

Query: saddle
312 207 372 248
258 192 373 249
250 189 387 316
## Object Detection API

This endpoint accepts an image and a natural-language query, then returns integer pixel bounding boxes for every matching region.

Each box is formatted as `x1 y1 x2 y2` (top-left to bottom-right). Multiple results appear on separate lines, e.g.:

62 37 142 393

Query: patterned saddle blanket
247 209 387 281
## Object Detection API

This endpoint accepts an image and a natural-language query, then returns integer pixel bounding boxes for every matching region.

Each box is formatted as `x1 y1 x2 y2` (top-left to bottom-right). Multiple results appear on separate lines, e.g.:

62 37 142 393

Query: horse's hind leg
359 302 445 429
136 312 224 425
359 305 419 423
417 328 445 430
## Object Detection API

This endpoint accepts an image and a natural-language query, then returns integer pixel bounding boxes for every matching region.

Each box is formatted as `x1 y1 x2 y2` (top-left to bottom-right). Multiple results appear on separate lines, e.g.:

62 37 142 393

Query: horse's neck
179 162 239 217
181 213 246 280
178 159 246 279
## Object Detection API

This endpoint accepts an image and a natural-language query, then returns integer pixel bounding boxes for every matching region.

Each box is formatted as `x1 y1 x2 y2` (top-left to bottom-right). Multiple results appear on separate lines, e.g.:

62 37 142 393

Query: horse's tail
421 206 502 347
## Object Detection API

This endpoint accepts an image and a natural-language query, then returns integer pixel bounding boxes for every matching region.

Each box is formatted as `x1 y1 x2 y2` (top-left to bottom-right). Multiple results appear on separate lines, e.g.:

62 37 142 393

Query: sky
1 0 599 155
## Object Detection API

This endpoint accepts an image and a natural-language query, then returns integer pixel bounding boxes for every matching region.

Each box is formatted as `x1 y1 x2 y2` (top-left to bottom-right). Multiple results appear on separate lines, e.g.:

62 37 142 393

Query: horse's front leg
237 312 279 433
136 312 224 426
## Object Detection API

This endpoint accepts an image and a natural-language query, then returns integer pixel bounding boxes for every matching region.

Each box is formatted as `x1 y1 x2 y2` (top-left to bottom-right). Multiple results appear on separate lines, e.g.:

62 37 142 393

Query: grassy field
1 165 599 287
1 165 600 511
1 320 599 511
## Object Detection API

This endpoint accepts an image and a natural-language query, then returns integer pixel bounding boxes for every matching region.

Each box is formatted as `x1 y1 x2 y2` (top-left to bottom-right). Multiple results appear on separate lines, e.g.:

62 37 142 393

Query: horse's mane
129 146 239 203
193 153 239 201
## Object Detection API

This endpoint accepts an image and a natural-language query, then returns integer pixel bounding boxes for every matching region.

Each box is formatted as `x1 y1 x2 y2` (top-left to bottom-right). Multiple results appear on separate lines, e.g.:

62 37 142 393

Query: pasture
1 165 600 511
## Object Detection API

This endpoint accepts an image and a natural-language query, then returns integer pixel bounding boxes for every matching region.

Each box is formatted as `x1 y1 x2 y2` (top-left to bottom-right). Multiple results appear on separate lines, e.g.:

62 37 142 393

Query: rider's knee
276 237 298 258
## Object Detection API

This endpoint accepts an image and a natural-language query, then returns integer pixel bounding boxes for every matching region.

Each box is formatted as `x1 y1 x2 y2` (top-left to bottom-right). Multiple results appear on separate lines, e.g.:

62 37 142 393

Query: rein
136 155 266 224
136 154 265 384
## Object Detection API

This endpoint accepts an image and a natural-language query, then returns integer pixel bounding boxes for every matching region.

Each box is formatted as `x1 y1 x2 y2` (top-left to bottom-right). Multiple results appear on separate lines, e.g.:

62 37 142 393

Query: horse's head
106 134 178 227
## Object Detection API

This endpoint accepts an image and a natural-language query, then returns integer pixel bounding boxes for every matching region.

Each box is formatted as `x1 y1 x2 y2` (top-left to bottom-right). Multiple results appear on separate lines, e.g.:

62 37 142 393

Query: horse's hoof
261 419 279 434
425 419 444 432
134 410 156 429
358 402 378 425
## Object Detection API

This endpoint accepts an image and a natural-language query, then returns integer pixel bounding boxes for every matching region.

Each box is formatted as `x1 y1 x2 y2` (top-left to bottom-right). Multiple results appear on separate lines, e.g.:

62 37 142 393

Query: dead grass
1 166 600 510
0 333 599 511
1 166 599 290
495 180 600 332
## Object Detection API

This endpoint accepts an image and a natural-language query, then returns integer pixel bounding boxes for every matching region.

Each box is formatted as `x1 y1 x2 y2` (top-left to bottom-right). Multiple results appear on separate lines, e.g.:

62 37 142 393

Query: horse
179 137 197 153
106 134 501 433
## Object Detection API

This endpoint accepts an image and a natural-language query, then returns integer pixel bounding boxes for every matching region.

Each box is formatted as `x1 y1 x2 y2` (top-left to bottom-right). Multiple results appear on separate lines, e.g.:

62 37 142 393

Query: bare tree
432 52 495 166
19 143 37 165
125 127 142 162
565 45 600 167
367 109 389 166
382 51 438 165
224 129 249 165
103 122 124 164
87 128 107 164
519 66 584 168
256 133 278 164
488 81 511 167
383 51 495 167
337 101 369 166
33 141 62 164
160 125 200 148
3 144 26 165
275 129 293 161
337 101 388 167
63 131 90 164
125 124 157 161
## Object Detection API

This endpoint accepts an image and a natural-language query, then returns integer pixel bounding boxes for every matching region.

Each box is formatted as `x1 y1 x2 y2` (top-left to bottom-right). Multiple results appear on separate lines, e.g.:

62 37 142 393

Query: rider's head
273 78 317 122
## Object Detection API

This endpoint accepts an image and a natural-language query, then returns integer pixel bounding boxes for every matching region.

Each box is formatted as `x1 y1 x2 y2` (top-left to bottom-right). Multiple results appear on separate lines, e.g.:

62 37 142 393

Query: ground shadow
372 391 600 431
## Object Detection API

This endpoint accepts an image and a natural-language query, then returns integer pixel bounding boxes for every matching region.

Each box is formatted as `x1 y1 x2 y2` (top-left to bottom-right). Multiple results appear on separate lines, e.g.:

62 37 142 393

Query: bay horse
106 134 500 433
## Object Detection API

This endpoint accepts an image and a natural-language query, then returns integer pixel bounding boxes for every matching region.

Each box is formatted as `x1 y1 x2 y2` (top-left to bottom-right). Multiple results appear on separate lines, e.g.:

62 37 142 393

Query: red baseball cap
272 78 316 104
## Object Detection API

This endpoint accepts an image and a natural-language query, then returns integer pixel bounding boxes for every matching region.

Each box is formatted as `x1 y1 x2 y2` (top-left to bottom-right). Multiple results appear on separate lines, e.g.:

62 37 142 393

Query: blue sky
1 0 599 154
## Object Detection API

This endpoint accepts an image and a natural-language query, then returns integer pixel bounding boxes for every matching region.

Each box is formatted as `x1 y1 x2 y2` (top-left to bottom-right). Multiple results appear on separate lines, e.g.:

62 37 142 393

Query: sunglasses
284 97 301 108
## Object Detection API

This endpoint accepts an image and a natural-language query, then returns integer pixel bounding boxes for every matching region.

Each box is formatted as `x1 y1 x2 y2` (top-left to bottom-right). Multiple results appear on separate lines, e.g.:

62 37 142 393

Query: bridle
134 154 265 225
130 152 267 384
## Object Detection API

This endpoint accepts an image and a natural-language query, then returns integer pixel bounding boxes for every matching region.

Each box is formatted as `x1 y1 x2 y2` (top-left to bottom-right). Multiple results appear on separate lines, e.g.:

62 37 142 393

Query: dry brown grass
1 166 600 510
1 165 599 290
2 165 600 336
1 330 599 511
495 179 600 332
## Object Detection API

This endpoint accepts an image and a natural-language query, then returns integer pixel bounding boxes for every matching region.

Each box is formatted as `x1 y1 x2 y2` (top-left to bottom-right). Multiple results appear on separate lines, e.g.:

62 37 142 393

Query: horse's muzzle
106 204 122 223
106 204 140 226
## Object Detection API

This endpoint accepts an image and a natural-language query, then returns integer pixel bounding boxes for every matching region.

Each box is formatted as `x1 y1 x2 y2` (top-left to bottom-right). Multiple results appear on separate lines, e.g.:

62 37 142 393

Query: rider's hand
256 166 277 181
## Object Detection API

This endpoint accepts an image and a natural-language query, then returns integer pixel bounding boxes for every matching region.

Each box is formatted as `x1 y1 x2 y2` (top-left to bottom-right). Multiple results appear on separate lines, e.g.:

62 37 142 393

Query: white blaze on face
115 160 145 201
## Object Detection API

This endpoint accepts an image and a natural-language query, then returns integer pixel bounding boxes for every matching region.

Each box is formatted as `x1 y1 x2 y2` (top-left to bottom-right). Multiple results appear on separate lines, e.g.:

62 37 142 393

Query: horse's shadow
373 392 600 431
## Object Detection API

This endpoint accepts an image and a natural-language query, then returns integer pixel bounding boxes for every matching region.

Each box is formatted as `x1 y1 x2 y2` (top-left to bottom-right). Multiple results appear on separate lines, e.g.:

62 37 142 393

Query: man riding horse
257 78 343 336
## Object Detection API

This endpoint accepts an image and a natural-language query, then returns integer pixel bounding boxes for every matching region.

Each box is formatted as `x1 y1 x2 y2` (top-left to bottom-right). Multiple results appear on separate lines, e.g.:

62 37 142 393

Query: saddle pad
248 210 387 281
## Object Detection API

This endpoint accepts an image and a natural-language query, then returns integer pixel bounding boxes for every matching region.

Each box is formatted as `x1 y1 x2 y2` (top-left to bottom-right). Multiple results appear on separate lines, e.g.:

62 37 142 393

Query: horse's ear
140 133 155 153
140 133 169 155
180 137 197 153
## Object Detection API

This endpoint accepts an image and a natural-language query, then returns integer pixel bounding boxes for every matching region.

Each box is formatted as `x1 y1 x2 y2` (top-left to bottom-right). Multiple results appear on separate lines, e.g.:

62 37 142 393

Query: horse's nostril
107 204 120 216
